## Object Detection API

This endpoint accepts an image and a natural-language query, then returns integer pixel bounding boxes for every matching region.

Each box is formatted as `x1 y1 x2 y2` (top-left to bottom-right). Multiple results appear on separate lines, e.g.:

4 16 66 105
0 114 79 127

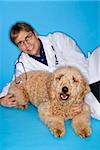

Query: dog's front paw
51 127 65 138
75 126 92 138
17 105 28 110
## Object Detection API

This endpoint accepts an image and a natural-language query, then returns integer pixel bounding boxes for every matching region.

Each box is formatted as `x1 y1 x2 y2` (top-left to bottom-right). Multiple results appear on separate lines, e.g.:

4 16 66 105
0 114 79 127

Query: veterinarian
0 22 100 120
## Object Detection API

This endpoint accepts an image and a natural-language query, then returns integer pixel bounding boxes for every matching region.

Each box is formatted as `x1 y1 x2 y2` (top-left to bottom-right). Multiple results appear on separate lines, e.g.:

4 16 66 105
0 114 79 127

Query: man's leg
89 81 100 103
85 47 100 120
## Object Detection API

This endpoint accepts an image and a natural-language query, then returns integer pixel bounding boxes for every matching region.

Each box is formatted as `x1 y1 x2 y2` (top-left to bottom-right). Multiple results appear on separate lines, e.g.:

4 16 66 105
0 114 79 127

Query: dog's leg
9 85 29 110
71 104 92 138
38 102 65 138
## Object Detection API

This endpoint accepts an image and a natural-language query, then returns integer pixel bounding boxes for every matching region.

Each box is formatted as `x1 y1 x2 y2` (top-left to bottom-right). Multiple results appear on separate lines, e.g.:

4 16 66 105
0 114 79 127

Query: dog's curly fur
8 66 92 138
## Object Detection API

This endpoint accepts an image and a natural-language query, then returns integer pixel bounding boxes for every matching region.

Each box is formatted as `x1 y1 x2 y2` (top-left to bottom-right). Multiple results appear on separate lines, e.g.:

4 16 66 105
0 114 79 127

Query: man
0 22 100 119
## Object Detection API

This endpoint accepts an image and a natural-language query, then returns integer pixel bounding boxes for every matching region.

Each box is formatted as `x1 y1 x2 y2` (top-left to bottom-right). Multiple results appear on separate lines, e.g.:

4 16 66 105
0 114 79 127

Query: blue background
0 1 100 150
0 0 100 91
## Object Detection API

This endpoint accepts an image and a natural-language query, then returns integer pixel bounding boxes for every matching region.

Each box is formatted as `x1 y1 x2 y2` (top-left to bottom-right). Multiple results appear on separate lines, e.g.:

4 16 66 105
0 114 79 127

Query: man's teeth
27 47 33 51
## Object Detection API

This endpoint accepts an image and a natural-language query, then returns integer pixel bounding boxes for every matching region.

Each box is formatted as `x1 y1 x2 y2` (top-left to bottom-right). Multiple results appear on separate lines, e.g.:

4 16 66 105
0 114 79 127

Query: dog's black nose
62 86 68 93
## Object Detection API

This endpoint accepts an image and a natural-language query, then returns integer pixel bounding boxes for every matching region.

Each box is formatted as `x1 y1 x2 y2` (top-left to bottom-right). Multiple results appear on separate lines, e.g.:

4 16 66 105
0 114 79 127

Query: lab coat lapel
39 36 56 68
24 53 50 71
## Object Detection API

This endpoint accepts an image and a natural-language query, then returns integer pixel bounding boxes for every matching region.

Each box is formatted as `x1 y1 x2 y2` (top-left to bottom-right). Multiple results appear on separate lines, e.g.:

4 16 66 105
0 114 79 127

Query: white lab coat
0 32 100 119
15 32 88 79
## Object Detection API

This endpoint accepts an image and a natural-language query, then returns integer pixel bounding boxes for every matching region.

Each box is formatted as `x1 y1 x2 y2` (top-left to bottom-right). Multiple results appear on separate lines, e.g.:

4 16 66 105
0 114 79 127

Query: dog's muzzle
60 86 69 100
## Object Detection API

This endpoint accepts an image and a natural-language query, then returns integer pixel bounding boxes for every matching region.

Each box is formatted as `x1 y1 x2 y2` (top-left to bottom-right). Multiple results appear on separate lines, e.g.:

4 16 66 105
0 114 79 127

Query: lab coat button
41 58 44 61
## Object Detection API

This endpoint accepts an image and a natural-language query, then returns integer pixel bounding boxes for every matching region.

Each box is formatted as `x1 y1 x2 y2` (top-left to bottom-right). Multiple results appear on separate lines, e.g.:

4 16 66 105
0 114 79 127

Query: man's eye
18 41 23 46
26 33 33 41
26 36 30 41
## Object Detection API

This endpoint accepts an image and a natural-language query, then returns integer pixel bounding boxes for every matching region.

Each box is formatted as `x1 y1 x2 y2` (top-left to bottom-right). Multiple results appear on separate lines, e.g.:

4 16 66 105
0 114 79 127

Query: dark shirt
89 80 100 103
28 39 48 66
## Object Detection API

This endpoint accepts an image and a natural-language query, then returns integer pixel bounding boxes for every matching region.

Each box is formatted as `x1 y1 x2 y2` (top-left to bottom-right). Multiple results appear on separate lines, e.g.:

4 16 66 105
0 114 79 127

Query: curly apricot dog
8 66 91 138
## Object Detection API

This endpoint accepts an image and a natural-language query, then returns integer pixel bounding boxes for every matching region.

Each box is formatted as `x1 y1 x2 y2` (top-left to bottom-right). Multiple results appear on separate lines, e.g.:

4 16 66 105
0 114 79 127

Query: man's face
15 30 40 56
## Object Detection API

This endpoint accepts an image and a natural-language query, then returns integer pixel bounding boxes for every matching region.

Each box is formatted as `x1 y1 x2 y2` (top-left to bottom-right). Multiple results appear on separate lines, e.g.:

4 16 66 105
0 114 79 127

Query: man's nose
24 40 30 47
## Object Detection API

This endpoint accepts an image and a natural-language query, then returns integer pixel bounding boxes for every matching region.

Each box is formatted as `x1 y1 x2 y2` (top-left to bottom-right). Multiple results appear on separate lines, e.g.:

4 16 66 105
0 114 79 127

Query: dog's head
47 66 90 104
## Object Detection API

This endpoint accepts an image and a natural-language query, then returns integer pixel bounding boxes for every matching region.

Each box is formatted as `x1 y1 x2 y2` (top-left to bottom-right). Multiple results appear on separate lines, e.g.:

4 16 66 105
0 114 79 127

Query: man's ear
34 31 38 37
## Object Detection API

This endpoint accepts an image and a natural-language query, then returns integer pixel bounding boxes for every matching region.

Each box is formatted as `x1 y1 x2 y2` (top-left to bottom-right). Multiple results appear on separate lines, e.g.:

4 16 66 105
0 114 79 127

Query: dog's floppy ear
77 80 90 101
46 73 56 99
46 73 53 95
84 82 90 96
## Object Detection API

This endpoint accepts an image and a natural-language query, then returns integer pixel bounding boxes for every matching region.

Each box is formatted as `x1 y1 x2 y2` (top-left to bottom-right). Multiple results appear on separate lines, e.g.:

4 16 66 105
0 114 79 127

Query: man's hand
69 102 83 118
0 93 17 107
71 102 83 113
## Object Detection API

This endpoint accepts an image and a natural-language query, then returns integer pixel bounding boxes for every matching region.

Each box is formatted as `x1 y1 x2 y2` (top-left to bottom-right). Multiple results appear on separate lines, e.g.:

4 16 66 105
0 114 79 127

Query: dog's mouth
60 93 69 100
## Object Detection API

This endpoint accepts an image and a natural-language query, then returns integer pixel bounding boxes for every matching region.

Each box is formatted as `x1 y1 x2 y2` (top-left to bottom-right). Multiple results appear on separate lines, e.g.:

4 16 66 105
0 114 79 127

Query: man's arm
0 93 17 107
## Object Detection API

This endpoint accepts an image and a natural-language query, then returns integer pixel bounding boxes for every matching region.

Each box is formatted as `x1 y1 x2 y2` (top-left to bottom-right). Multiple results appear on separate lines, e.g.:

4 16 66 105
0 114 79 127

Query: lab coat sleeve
49 32 89 81
0 83 11 98
0 75 15 98
49 32 81 54
0 62 25 98
0 57 25 98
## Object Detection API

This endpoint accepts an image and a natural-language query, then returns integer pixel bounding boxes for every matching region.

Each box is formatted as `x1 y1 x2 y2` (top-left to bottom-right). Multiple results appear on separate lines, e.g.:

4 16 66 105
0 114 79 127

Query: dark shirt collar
28 38 43 58
28 39 48 66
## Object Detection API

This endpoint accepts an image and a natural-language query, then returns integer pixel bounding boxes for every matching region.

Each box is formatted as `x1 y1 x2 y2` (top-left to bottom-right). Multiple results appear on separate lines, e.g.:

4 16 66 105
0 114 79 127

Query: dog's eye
72 77 78 83
56 75 64 80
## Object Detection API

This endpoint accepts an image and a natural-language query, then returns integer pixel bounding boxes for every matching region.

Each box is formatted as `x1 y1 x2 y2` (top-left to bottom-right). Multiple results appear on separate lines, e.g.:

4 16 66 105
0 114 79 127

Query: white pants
85 47 100 120
88 47 100 84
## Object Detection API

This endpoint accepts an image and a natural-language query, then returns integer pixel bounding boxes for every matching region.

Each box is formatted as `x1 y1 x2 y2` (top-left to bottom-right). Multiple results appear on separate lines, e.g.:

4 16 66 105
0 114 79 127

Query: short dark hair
10 22 35 45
